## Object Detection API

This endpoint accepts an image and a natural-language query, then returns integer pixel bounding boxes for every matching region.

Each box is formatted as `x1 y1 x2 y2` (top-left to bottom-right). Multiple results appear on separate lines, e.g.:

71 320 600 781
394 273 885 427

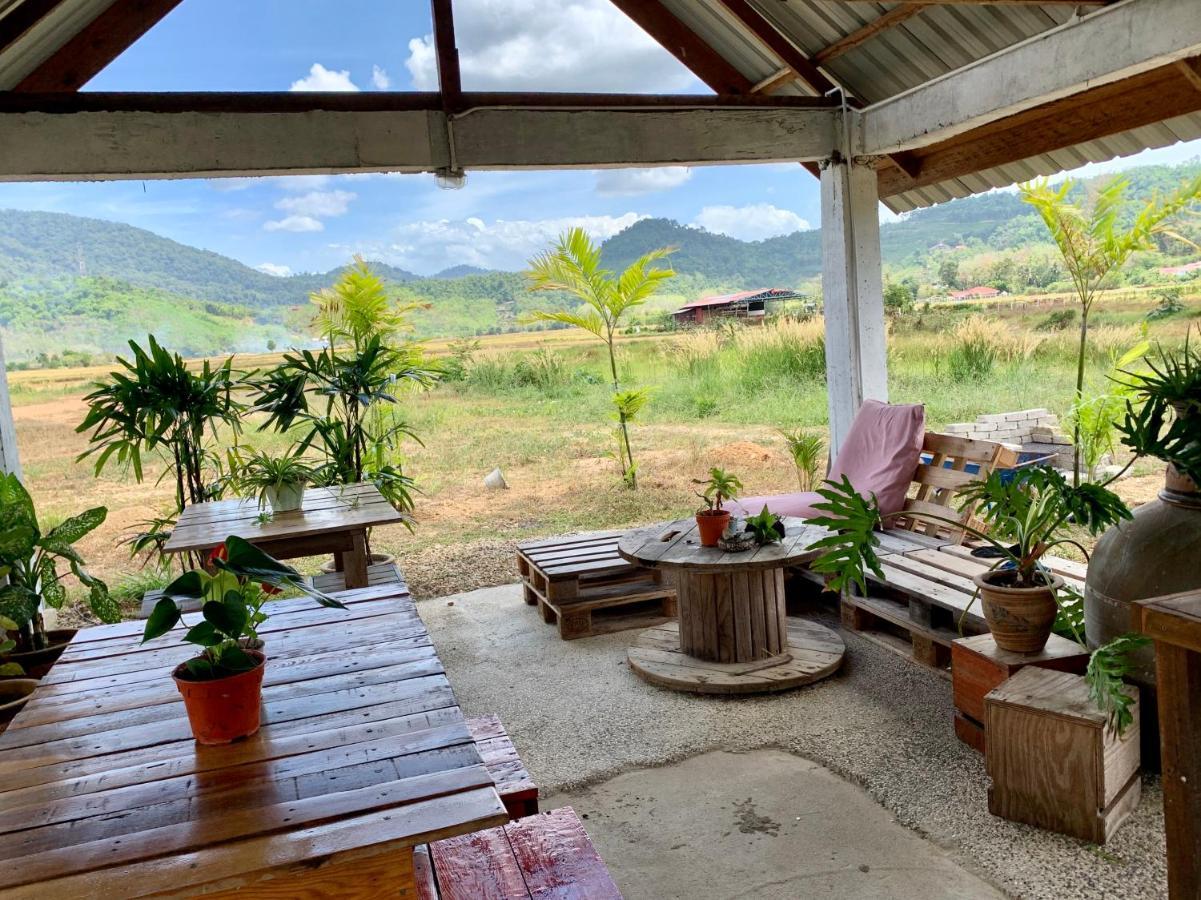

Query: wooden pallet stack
517 532 677 640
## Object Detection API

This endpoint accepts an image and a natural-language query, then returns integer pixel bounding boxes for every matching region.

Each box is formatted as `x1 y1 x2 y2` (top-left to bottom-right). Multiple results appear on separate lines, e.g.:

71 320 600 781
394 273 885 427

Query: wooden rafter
714 0 835 96
877 61 1201 198
824 1 1107 5
15 0 185 92
814 5 930 66
606 0 752 94
0 0 68 56
1177 57 1201 93
429 0 463 111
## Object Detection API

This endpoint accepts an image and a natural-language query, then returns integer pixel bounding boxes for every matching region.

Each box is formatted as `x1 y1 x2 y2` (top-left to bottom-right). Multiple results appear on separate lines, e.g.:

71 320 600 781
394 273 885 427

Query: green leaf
1086 633 1150 737
183 620 224 647
0 614 18 631
202 599 248 639
87 582 120 625
184 656 215 679
37 557 66 610
0 662 24 677
0 583 38 629
163 570 206 600
45 507 107 545
217 644 258 673
218 535 301 582
142 597 182 642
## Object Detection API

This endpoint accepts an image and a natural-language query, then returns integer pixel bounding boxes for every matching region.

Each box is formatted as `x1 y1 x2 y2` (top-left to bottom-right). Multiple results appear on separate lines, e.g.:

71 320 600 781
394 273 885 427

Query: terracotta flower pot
696 510 731 548
974 570 1062 654
1 629 77 679
0 679 38 733
173 650 266 746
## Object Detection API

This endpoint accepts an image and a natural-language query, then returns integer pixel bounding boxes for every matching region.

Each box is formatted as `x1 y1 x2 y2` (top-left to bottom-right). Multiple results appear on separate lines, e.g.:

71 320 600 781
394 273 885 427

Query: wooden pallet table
466 715 539 819
0 583 507 899
842 539 1087 673
619 518 845 694
517 532 677 639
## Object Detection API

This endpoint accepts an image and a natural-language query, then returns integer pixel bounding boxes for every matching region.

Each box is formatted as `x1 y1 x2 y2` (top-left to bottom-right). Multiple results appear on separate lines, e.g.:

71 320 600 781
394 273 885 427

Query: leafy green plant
0 473 117 660
744 505 785 546
1021 173 1201 484
229 445 317 509
1116 327 1201 484
142 536 344 680
779 429 824 491
1147 285 1185 320
525 228 675 489
1087 633 1151 735
806 475 887 596
693 467 742 513
1068 336 1149 481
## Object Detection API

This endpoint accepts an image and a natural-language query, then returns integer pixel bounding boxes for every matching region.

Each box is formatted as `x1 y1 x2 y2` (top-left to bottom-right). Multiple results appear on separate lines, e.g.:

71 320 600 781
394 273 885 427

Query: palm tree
1020 174 1201 484
525 228 675 489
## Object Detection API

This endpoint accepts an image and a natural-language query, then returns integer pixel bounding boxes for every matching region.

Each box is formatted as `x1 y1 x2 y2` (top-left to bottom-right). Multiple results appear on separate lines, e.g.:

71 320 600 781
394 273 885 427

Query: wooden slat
505 808 622 899
713 0 835 96
814 4 928 65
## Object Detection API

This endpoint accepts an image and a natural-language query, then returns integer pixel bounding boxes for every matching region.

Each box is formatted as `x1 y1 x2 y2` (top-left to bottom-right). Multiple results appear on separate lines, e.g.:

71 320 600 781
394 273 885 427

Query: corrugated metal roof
659 0 1200 212
0 0 111 90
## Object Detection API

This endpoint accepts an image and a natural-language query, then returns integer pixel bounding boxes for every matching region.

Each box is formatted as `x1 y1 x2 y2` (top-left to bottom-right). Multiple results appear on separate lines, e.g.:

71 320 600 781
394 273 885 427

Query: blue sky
0 0 1198 277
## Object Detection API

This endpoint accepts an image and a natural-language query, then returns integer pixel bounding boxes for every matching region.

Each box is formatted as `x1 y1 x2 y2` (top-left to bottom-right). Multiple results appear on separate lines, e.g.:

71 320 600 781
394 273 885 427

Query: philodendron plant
0 473 118 663
806 468 1144 735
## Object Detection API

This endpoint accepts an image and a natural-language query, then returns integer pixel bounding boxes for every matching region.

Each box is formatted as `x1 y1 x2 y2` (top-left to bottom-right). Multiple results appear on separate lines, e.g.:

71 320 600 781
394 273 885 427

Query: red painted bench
467 714 539 819
415 806 622 899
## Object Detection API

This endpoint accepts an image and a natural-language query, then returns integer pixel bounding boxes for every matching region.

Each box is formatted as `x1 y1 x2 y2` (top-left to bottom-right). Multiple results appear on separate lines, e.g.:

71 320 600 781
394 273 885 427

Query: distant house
949 286 1003 301
1158 260 1201 278
672 288 804 326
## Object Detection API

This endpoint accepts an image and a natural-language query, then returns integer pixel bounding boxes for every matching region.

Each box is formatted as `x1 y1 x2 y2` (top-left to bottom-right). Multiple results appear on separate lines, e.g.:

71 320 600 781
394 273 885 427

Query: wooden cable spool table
618 517 845 694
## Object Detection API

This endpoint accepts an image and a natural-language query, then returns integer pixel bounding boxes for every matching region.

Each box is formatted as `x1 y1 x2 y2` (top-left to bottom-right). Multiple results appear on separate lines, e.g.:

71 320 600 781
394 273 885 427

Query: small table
618 517 845 694
163 482 404 589
0 585 507 899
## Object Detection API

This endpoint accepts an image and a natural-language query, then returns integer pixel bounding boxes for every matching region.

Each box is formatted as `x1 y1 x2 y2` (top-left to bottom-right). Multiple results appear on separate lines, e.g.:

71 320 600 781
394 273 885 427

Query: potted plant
142 536 345 745
0 473 118 677
745 505 785 546
693 467 743 548
232 445 316 514
809 467 1130 653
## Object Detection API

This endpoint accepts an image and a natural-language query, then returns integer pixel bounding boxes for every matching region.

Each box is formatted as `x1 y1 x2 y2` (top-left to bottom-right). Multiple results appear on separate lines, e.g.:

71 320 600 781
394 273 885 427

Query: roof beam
0 0 69 57
0 92 839 181
605 0 752 94
713 0 836 96
824 1 1107 5
861 0 1201 155
14 0 185 92
876 61 1201 198
429 0 462 111
814 5 930 66
1177 57 1201 93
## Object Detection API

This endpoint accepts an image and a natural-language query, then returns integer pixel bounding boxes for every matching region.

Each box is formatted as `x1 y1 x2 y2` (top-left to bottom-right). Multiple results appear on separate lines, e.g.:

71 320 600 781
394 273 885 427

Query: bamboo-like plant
778 429 824 491
1020 174 1201 484
525 228 675 489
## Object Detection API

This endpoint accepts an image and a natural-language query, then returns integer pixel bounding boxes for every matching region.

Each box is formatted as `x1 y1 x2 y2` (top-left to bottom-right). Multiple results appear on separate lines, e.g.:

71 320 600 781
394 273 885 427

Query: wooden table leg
343 530 370 589
1156 641 1201 899
677 567 786 663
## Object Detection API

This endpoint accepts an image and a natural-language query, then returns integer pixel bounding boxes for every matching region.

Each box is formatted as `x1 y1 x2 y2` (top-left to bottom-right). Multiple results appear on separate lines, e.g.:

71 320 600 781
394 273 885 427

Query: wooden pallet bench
415 806 622 900
842 541 1087 673
467 714 539 820
517 532 677 640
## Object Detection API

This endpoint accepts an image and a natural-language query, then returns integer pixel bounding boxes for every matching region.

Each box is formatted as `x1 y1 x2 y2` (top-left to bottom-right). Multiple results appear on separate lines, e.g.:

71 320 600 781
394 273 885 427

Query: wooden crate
517 532 677 640
952 632 1091 753
986 667 1141 844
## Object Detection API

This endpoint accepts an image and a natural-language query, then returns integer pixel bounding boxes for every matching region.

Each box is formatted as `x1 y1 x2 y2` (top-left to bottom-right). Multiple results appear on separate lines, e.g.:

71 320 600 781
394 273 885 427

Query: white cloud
256 263 293 277
595 167 692 197
290 63 359 92
371 65 391 90
264 215 324 233
693 203 811 242
335 212 645 274
404 0 701 92
275 189 357 218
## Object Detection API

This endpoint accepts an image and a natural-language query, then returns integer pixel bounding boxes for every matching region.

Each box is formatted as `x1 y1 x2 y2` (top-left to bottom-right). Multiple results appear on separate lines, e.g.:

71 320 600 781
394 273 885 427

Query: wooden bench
517 532 677 640
467 714 539 819
415 806 622 899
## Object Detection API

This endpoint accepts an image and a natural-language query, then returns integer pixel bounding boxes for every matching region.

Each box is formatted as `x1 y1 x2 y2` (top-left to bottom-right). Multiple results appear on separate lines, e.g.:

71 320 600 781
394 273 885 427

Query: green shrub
1037 308 1078 331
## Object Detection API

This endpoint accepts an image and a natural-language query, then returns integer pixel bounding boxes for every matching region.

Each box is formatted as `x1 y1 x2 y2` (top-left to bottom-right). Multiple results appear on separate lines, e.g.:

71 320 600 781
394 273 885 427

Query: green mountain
2 158 1200 363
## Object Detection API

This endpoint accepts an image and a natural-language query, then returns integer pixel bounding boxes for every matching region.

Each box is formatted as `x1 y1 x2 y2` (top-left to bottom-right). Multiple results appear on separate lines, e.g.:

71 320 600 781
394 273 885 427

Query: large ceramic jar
1085 463 1201 769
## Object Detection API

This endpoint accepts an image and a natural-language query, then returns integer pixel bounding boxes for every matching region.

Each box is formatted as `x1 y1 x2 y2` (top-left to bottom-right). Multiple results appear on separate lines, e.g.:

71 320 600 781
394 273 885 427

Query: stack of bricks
943 409 1073 468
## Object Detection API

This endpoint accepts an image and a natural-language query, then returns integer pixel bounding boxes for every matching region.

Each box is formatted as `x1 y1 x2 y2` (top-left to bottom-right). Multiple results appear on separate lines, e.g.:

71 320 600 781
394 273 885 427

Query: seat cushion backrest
828 400 925 516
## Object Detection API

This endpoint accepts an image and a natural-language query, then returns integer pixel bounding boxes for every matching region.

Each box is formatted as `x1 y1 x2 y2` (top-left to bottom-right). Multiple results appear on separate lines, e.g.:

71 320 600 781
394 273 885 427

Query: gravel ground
421 582 1167 900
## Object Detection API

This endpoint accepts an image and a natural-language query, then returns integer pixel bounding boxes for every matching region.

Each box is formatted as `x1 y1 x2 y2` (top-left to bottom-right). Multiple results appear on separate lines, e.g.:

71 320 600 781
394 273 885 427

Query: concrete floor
422 583 1168 900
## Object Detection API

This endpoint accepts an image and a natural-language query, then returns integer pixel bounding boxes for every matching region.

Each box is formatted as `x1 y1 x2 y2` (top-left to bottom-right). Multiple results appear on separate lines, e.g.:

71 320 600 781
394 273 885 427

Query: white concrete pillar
0 333 20 477
820 155 888 456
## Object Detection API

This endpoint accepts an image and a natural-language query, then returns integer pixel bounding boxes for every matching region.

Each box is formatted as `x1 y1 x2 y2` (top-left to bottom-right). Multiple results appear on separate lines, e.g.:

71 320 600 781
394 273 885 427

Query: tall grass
947 316 1001 382
463 348 575 393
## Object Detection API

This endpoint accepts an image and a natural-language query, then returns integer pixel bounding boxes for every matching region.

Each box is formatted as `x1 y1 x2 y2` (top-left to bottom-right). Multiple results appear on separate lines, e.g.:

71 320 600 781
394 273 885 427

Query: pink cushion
729 400 925 519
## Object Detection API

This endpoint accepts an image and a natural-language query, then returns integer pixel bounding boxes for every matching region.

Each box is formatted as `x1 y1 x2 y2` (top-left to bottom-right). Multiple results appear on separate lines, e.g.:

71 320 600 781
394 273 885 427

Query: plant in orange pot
142 536 345 745
693 468 743 548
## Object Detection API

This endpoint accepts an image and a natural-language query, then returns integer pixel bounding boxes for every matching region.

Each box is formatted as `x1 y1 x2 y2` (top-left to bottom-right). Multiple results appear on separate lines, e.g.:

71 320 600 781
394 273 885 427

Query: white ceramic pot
264 482 306 513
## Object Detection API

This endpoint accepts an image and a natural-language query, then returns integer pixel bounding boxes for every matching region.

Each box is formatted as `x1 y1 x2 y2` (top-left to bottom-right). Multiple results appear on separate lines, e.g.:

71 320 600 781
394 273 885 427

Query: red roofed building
1159 260 1201 278
949 286 1003 301
672 288 804 326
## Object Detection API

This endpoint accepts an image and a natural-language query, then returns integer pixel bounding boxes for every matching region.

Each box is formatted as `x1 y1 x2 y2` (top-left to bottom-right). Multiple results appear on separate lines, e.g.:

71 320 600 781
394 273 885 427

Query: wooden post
820 153 888 454
0 332 20 477
1156 642 1201 898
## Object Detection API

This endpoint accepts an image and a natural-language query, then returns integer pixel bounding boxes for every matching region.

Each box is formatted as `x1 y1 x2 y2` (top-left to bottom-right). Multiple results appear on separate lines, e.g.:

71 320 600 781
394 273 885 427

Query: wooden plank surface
0 586 507 899
618 517 829 573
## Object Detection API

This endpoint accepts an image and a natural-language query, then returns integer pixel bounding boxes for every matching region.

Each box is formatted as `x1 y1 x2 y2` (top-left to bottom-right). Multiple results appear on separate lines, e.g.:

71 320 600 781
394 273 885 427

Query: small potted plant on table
0 473 118 677
232 446 315 514
809 467 1130 653
142 535 345 745
693 467 743 548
